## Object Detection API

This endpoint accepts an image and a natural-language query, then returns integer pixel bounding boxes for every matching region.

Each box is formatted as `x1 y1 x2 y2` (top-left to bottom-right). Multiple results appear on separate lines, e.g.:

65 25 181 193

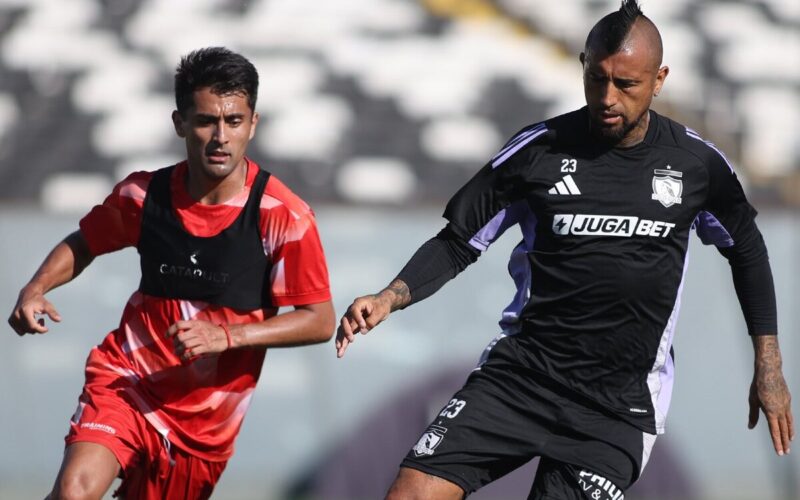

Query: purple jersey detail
647 249 689 433
473 204 538 372
468 210 506 252
491 124 545 163
468 206 519 252
693 211 735 248
491 127 549 169
498 203 538 330
686 127 735 173
655 348 675 432
463 200 537 330
474 331 511 371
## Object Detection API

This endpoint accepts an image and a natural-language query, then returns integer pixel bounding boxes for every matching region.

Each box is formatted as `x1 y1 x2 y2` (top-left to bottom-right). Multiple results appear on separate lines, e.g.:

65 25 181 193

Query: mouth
206 150 230 164
598 112 622 126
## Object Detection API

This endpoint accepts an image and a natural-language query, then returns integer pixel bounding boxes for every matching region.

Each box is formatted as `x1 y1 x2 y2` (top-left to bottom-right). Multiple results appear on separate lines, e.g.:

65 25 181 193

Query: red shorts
66 377 226 499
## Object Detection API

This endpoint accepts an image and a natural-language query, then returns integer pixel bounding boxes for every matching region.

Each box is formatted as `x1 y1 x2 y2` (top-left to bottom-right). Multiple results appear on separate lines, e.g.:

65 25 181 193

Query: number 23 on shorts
439 399 467 419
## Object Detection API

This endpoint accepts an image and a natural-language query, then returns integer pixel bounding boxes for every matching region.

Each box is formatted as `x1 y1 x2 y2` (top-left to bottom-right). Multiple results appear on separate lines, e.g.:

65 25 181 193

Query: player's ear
172 110 186 138
579 52 586 66
248 111 260 140
653 65 669 96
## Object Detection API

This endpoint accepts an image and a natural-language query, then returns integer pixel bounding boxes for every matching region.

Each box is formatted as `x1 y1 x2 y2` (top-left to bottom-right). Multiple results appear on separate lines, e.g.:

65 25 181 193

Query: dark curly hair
174 47 259 116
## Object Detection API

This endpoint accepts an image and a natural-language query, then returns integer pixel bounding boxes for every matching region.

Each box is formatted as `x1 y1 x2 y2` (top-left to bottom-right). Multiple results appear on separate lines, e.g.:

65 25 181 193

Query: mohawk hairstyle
174 47 259 116
585 0 646 55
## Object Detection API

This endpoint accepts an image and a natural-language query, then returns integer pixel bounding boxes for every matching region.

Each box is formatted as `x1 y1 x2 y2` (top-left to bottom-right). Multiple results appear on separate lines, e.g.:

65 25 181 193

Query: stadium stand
0 0 797 207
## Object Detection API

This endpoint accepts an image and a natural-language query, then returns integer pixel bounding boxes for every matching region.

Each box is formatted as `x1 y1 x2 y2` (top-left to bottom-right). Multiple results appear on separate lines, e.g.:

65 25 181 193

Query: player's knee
51 470 104 500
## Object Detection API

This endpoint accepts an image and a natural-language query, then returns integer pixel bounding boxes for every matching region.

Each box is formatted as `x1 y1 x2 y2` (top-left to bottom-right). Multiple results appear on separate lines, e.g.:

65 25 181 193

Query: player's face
581 45 667 147
172 87 259 181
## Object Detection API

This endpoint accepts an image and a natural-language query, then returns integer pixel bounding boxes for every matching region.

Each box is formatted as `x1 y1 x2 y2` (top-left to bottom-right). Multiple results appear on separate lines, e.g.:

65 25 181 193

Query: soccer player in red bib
8 47 335 499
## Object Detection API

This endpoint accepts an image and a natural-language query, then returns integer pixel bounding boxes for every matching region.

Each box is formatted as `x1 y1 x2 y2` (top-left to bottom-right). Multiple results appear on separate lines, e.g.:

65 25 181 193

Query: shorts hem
400 458 475 495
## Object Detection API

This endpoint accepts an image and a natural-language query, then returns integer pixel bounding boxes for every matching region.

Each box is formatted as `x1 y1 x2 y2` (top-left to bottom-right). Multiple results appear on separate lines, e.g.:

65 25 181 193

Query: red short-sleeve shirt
77 159 331 460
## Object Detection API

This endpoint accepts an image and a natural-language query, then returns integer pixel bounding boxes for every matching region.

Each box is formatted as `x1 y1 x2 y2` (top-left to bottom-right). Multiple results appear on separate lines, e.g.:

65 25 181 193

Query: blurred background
0 0 798 498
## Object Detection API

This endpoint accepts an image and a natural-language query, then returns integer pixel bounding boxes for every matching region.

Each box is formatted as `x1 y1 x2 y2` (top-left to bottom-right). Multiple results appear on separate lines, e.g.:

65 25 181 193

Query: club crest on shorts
651 166 683 208
412 425 448 457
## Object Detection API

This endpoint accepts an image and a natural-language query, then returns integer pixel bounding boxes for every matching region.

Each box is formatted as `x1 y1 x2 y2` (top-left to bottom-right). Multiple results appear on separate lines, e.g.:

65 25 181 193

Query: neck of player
618 110 651 149
185 160 247 205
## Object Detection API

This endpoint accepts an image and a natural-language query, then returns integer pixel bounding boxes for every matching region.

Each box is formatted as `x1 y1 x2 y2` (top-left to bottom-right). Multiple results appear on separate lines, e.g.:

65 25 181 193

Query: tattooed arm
336 279 411 358
336 227 481 358
748 335 795 455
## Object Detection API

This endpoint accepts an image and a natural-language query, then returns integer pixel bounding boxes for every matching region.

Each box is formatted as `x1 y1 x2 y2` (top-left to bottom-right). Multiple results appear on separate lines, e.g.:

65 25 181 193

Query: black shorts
400 336 656 498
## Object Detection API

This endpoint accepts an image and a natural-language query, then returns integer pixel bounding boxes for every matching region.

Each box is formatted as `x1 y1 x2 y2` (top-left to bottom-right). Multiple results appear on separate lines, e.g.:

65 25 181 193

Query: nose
599 81 619 109
212 120 229 144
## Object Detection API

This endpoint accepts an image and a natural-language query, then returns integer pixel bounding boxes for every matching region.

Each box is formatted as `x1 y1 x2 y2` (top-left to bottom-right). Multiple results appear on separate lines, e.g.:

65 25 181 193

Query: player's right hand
8 287 62 336
336 294 391 358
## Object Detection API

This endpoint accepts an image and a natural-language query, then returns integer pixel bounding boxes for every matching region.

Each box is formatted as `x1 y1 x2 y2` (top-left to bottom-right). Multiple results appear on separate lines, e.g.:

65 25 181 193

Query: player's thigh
50 441 121 499
386 466 465 500
121 445 227 500
400 373 545 494
529 458 626 500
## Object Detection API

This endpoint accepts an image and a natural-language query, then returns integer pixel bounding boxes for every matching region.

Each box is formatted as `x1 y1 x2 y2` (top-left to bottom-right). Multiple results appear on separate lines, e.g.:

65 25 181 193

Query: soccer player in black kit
337 1 794 499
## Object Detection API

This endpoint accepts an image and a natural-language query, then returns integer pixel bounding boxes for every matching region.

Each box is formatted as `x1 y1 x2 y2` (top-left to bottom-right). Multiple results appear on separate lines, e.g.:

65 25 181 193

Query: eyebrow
194 112 247 119
587 71 640 84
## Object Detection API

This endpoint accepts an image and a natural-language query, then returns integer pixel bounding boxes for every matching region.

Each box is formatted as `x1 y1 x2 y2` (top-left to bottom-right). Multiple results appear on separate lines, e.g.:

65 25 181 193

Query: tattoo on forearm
383 279 411 311
753 335 790 411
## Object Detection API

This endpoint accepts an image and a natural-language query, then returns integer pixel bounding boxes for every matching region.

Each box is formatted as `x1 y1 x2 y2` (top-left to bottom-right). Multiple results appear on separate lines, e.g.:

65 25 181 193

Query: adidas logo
548 175 581 195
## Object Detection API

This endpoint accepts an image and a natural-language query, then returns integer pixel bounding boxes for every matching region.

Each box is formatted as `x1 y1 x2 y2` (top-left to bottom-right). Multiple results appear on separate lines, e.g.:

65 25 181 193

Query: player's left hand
166 320 231 361
748 367 795 456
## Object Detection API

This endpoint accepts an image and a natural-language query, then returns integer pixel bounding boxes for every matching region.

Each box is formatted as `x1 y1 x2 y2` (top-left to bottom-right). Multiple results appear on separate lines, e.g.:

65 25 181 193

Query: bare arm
748 335 795 455
166 300 336 360
8 231 94 335
335 278 410 358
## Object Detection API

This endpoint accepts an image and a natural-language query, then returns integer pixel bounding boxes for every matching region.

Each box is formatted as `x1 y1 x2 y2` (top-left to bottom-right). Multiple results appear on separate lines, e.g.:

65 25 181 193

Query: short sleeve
261 178 331 307
443 126 545 246
79 171 150 256
695 148 767 266
696 151 758 249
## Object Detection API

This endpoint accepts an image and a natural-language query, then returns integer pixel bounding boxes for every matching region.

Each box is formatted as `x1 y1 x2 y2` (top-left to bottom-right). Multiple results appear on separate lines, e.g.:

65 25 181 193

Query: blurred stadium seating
0 0 797 208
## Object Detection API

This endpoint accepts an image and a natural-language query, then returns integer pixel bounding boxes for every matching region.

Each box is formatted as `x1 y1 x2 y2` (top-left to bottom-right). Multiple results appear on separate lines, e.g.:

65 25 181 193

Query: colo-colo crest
651 167 682 208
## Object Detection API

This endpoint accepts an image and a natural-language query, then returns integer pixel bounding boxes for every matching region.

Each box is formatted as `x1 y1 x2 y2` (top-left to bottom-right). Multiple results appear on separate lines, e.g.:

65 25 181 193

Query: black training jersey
442 107 772 434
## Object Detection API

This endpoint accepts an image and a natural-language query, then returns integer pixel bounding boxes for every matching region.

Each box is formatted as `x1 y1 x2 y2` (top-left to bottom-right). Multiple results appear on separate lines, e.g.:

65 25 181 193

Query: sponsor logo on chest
158 250 231 283
553 214 675 238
